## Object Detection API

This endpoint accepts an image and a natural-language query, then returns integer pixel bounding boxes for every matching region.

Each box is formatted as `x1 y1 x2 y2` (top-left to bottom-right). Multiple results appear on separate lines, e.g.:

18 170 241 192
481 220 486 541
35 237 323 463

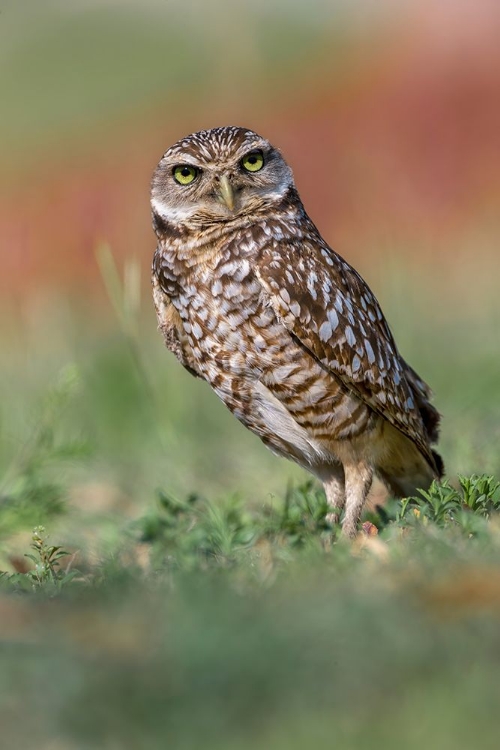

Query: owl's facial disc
151 127 295 226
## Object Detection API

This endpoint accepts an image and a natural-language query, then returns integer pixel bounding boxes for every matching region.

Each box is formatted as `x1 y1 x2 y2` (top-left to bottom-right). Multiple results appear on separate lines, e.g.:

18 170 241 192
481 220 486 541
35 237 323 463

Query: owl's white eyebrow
164 155 202 167
171 160 202 168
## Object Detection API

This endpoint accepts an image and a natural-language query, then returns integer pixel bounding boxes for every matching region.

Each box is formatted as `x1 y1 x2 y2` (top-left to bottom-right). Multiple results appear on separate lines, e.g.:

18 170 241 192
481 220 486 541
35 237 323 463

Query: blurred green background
1 1 500 748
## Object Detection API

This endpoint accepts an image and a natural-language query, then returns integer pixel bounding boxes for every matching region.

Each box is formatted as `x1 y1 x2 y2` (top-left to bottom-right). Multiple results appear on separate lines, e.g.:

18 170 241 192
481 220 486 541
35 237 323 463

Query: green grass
2 479 500 749
1 257 500 749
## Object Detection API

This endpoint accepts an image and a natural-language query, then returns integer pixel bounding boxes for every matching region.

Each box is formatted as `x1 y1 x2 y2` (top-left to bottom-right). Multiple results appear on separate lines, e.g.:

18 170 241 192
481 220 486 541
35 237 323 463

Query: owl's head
151 126 294 228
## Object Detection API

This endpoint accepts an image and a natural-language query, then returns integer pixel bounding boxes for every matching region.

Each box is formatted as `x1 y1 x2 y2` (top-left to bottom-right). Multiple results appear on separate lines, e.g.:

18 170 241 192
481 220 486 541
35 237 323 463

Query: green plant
0 526 79 594
458 474 500 515
136 489 258 571
134 480 342 576
378 474 500 535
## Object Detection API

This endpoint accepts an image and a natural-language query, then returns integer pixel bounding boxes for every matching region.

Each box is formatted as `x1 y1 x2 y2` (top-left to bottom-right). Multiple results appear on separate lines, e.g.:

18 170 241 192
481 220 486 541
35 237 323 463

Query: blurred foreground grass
1 257 500 749
3 481 500 750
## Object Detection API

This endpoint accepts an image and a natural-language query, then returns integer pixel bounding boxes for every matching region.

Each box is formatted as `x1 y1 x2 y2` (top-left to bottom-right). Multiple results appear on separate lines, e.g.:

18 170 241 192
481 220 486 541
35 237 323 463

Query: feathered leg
322 465 346 526
342 462 373 538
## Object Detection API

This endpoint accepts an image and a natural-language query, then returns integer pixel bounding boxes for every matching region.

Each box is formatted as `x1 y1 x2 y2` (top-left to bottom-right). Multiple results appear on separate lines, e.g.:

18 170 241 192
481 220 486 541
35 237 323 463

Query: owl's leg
342 462 373 538
322 466 346 526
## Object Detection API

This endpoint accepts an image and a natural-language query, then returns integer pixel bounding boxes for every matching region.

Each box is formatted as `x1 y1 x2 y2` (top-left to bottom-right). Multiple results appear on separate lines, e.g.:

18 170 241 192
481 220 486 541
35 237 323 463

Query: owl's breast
173 255 280 377
162 234 375 467
174 257 338 404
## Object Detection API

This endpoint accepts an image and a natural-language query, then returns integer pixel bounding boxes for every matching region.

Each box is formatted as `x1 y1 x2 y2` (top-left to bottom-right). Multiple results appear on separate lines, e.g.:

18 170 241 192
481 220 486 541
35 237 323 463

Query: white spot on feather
218 261 236 277
327 308 339 331
191 321 203 339
319 320 332 341
225 283 242 299
307 271 318 301
321 248 335 267
280 288 291 305
364 339 375 364
233 260 250 281
212 280 223 296
345 326 356 347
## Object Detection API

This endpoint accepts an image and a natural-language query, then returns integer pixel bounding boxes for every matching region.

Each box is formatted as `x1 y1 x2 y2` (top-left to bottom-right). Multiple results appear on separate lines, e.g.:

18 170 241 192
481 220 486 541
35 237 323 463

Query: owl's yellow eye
241 150 264 173
173 164 199 185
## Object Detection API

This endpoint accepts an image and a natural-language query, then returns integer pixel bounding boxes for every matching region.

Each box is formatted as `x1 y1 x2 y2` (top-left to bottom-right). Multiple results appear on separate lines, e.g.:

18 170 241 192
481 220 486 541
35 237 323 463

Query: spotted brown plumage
151 126 443 537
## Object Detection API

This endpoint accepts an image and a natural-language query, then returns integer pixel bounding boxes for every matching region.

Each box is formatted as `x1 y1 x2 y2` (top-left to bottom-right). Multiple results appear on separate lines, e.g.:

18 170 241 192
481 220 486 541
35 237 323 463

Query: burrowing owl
151 126 442 537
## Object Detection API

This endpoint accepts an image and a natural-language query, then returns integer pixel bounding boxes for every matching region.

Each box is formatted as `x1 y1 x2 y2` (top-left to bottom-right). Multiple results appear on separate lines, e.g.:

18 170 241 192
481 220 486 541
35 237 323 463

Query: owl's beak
218 174 235 211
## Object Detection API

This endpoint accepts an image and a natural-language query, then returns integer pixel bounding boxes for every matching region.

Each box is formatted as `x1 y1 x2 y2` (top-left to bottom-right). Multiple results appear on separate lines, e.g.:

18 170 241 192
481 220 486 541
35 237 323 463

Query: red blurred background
2 0 498 307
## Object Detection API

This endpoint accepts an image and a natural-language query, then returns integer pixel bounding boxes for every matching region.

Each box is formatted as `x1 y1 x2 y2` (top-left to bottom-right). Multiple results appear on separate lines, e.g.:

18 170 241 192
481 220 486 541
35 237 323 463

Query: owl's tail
402 360 441 442
402 359 444 480
375 407 444 501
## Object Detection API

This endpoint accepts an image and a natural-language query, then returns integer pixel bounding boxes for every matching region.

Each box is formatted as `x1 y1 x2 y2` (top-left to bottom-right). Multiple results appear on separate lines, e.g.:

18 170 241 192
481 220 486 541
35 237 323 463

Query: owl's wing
255 237 435 464
152 272 200 378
